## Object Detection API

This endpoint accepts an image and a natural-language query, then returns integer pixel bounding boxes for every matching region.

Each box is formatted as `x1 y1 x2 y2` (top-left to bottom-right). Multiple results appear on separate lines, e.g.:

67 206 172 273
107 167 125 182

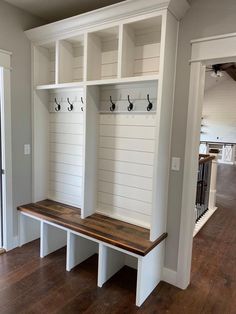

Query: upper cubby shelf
58 35 84 84
86 26 119 81
121 16 162 78
34 15 163 90
34 42 56 86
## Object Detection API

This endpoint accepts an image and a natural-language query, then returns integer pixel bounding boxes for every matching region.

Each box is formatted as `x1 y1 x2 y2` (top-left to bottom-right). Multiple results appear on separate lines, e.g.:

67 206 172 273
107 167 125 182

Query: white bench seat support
18 211 165 307
18 212 41 247
98 244 126 288
136 242 164 306
40 221 67 258
66 231 98 271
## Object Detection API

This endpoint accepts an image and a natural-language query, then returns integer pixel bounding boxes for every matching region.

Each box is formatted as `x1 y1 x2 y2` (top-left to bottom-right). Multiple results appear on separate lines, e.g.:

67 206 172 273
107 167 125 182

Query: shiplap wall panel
98 181 152 202
98 159 153 177
100 82 157 113
98 192 152 214
50 171 82 187
49 49 55 84
98 169 153 190
50 143 83 156
97 203 150 227
48 89 84 207
101 38 118 79
97 84 157 226
99 137 155 152
99 148 154 165
97 82 158 227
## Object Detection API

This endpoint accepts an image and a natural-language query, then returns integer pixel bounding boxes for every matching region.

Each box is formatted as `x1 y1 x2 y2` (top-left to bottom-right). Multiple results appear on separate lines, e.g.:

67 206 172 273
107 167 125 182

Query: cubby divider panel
58 36 84 83
34 42 56 85
87 27 119 81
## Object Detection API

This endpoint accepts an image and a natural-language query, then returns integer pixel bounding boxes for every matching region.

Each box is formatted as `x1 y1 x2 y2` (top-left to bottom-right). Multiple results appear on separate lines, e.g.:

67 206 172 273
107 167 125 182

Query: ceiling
4 0 126 22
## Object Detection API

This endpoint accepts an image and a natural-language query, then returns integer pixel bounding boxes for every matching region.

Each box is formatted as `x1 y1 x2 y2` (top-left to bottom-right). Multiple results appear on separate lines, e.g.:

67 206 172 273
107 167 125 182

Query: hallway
0 165 235 313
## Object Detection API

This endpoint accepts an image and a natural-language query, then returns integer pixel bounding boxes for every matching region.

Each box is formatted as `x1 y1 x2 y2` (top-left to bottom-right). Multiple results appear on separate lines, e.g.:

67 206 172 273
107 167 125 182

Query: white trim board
0 49 13 251
177 32 236 290
25 0 189 43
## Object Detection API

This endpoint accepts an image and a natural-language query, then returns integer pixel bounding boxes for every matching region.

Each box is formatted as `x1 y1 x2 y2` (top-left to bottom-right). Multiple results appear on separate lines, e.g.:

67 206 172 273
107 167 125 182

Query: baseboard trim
194 207 217 237
162 267 177 286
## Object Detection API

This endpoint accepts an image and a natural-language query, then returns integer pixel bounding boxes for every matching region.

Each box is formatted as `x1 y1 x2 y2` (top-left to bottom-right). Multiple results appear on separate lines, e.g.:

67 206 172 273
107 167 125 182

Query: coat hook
54 98 61 112
109 96 116 112
127 95 133 112
147 94 153 111
67 97 73 111
81 97 84 111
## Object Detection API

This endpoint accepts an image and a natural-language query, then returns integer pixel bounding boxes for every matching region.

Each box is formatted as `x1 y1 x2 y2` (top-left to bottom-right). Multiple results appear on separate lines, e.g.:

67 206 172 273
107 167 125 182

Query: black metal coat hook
127 95 134 112
109 96 116 112
81 97 84 112
67 98 74 111
54 98 61 111
147 94 153 111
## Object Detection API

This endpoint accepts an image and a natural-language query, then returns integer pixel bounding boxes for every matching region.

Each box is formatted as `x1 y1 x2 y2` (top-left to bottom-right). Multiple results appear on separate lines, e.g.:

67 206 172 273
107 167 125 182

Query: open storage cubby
58 35 84 83
121 16 162 78
87 27 119 81
34 42 56 85
33 88 85 209
85 81 158 228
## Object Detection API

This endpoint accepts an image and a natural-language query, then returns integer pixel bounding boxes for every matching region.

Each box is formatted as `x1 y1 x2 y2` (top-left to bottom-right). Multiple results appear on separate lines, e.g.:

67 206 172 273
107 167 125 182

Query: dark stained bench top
18 199 167 256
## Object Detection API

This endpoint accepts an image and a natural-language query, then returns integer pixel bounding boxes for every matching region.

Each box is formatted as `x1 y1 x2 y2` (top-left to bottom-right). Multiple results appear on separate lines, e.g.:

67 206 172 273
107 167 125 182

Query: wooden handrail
199 154 215 164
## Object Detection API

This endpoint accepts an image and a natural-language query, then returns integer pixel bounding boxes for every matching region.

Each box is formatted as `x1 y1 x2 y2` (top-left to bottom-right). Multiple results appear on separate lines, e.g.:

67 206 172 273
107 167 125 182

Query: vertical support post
209 153 218 210
40 221 67 258
18 213 40 247
66 232 97 271
136 243 163 307
98 244 125 288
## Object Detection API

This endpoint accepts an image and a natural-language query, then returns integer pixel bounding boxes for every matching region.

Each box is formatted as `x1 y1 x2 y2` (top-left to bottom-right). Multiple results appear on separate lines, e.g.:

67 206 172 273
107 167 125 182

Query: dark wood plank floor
1 164 236 313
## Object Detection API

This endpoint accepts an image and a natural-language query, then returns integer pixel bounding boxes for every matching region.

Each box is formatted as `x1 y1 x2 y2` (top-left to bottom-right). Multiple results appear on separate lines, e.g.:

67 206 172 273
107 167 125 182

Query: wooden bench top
18 199 167 256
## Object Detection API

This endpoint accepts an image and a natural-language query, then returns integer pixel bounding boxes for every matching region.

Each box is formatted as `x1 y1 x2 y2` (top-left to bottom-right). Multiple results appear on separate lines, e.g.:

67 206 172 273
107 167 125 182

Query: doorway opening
176 33 236 290
194 62 236 235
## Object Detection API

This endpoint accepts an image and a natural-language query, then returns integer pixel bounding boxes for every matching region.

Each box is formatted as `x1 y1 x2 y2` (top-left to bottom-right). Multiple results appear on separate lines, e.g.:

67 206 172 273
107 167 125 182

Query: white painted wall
0 0 45 246
201 73 236 143
166 0 236 272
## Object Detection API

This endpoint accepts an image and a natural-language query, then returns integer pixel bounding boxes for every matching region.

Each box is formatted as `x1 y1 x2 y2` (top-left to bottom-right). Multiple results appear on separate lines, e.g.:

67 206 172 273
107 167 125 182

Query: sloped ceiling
4 0 126 22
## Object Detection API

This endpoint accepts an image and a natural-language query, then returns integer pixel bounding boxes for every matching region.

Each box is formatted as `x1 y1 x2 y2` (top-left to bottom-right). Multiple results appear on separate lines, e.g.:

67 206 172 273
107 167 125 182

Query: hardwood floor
0 164 236 313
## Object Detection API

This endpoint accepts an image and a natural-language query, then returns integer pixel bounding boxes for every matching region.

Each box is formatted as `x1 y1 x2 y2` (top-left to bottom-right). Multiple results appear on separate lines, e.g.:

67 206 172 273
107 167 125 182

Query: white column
208 153 218 210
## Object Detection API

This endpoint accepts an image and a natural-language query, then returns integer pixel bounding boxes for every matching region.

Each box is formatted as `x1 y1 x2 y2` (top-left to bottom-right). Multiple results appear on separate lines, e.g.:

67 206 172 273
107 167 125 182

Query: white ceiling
4 0 126 22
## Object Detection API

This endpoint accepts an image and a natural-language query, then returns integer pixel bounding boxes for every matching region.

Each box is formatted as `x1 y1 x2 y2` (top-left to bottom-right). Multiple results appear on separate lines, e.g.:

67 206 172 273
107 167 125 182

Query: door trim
176 33 236 289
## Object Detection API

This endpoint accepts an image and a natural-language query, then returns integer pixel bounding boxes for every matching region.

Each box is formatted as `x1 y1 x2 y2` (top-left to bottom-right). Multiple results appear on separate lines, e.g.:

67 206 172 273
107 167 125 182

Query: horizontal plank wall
97 82 157 227
48 89 84 207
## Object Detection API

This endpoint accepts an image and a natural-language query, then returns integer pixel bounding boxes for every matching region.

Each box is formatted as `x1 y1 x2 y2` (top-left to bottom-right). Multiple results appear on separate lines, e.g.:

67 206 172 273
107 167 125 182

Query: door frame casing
176 33 236 289
0 49 13 251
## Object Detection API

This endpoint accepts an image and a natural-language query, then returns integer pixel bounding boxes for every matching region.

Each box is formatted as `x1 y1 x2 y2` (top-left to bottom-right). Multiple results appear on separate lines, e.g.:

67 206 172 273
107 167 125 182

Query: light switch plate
24 144 31 155
171 157 180 171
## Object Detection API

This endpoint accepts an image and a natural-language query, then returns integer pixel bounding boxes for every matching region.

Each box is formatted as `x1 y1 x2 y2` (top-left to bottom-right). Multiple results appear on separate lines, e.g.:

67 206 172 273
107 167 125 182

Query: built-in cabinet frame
30 6 180 242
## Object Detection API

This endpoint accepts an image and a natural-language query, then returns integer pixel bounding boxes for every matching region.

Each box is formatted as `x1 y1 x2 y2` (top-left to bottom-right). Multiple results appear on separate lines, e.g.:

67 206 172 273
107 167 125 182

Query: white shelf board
86 75 159 86
36 75 160 90
36 82 85 90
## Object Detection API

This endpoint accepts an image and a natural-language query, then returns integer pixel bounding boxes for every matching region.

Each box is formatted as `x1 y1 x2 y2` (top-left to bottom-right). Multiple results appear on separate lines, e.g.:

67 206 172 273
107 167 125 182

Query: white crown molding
25 0 189 43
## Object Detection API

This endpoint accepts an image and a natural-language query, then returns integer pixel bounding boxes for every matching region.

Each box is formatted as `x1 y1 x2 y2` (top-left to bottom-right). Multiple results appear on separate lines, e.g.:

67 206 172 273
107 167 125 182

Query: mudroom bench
18 199 167 306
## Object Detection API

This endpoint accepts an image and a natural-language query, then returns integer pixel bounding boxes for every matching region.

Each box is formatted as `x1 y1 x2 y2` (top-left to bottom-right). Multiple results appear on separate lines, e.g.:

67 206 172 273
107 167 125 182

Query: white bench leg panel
40 222 67 258
136 242 164 307
18 213 40 247
98 244 125 288
66 232 98 271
